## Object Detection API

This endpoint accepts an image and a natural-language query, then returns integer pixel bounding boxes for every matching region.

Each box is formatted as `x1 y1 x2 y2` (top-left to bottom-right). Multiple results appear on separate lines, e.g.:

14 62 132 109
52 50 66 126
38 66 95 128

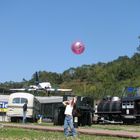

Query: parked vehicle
97 96 122 123
96 87 140 124
121 87 140 123
7 92 40 122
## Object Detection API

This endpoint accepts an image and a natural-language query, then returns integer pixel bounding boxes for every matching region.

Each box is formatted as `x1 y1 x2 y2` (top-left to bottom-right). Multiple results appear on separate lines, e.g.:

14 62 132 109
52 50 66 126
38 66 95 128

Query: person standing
23 100 27 123
63 97 77 138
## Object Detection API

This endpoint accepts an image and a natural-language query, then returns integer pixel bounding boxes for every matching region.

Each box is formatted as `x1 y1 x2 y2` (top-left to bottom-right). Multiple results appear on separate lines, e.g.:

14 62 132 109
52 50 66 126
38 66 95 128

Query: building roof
0 95 9 102
0 94 63 104
36 96 63 104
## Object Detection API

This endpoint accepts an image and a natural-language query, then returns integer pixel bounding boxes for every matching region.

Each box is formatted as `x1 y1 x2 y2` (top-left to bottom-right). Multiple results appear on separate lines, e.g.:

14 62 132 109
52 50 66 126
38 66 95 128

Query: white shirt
64 104 73 116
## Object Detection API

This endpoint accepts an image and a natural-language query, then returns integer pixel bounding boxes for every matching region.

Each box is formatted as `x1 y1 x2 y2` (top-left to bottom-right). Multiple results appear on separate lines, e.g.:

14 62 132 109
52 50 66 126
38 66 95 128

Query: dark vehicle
121 87 140 123
97 96 122 123
53 95 94 126
96 87 140 124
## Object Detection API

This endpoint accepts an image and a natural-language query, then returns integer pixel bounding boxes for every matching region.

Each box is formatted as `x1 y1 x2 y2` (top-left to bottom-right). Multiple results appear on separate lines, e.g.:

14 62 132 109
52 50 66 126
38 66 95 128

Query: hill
1 52 140 99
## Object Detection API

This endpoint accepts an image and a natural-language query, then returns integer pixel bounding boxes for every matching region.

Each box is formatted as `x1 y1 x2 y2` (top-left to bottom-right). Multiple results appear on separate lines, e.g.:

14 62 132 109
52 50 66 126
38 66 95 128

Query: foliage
1 53 140 99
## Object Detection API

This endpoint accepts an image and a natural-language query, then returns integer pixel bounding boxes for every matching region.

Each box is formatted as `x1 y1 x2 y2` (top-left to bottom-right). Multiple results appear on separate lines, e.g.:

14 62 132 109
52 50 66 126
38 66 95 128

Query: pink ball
71 41 85 54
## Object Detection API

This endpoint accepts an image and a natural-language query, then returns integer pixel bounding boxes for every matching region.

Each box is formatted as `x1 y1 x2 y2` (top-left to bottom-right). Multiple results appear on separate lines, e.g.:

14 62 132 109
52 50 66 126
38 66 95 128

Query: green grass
88 124 140 132
36 122 140 132
0 126 138 140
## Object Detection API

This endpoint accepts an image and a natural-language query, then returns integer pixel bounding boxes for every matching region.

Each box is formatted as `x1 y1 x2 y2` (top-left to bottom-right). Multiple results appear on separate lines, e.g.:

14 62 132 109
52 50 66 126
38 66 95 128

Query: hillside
1 52 140 99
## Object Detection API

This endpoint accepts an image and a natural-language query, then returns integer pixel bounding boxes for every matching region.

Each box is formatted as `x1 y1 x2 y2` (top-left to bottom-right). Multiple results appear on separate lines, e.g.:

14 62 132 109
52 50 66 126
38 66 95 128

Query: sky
0 0 140 83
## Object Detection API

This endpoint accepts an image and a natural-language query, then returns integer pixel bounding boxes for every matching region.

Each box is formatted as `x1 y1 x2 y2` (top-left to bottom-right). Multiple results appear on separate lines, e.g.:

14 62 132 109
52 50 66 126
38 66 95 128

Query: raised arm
63 100 70 106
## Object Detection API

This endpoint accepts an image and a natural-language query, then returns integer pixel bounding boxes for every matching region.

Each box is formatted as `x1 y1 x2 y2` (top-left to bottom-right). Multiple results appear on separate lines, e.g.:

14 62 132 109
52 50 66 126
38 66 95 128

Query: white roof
9 92 34 98
0 94 63 104
39 82 52 88
36 96 63 104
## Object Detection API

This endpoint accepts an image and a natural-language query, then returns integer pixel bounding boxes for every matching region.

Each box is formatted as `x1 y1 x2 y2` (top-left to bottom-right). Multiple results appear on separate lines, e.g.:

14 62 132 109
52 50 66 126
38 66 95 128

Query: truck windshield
122 87 140 97
123 87 137 97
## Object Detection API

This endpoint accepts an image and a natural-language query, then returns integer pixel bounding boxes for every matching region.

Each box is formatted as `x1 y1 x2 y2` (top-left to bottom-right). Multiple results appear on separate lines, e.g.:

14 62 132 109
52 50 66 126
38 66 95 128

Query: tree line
1 52 140 99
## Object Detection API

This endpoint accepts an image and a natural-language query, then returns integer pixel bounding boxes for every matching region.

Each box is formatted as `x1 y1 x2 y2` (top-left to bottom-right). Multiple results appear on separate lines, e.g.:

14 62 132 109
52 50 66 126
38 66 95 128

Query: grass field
36 122 140 133
87 124 140 132
1 123 140 140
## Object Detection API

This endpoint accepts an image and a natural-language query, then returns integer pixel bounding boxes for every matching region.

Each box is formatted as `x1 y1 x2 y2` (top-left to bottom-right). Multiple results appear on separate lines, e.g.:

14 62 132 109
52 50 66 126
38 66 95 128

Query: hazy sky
0 0 140 82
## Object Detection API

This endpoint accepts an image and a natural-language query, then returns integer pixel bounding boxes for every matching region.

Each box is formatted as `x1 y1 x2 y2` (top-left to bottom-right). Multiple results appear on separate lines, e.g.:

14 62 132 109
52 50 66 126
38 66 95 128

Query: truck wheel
88 112 92 126
53 109 59 125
